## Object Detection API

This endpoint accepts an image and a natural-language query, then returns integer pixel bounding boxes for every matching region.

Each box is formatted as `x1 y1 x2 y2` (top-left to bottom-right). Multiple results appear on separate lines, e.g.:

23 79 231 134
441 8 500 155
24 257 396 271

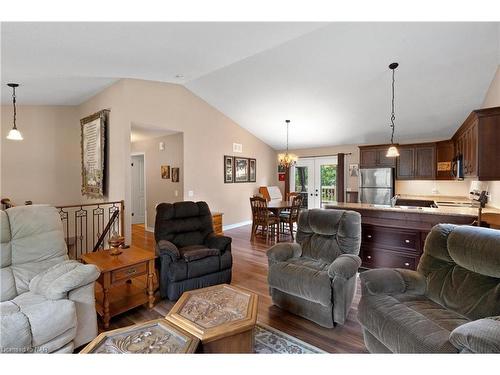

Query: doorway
131 153 146 225
291 156 337 209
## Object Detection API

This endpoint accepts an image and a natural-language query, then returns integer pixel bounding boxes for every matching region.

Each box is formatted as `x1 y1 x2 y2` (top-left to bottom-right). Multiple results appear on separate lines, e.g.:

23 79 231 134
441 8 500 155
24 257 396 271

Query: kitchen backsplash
396 179 473 198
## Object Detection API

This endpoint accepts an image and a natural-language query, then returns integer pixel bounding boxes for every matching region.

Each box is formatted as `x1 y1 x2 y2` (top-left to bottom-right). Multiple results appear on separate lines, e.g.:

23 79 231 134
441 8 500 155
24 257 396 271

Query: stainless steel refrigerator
359 168 394 205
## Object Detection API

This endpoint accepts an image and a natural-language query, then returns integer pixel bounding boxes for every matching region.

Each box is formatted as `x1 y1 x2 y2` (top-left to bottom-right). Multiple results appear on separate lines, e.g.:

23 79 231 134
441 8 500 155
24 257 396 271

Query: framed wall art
161 165 170 179
224 155 234 183
234 157 249 183
81 109 109 198
172 167 180 183
249 158 256 182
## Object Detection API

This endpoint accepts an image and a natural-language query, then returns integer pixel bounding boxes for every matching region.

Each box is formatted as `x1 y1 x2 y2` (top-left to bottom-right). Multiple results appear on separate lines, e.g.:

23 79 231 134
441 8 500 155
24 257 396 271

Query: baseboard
223 220 252 231
146 226 154 233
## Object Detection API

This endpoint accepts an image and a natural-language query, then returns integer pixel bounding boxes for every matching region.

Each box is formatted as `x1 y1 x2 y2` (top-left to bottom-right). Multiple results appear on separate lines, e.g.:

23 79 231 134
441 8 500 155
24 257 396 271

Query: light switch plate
188 190 194 197
159 141 165 151
233 143 243 153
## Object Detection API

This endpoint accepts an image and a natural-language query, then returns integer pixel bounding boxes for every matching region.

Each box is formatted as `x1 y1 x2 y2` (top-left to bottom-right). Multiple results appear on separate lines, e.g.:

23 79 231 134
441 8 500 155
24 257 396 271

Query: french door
291 157 337 209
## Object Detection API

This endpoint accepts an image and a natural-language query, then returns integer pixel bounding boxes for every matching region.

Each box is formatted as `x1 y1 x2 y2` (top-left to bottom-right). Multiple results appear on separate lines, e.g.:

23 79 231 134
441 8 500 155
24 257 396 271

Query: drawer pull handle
126 268 136 275
367 235 372 239
367 255 372 259
404 262 410 267
404 239 411 243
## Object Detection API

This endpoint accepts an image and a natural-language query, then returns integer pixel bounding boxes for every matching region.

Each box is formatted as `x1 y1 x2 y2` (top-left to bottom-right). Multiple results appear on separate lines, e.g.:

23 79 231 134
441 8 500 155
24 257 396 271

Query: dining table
267 200 294 242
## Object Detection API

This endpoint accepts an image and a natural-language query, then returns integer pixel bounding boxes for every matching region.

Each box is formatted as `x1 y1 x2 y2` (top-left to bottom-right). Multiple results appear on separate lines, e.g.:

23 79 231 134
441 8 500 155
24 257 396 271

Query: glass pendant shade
7 128 23 140
386 145 400 158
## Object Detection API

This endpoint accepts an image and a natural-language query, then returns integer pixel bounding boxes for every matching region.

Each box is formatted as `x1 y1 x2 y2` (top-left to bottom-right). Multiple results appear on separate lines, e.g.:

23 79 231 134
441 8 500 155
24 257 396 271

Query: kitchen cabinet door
415 145 436 179
396 147 415 179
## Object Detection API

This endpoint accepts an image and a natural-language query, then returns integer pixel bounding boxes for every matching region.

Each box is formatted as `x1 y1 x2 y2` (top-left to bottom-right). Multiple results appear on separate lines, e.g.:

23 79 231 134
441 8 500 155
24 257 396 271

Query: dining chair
250 196 279 242
285 191 300 201
279 194 303 240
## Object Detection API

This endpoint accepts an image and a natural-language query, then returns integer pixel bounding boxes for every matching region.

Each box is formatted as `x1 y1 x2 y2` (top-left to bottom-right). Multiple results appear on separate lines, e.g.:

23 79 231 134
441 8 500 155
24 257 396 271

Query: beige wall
482 66 500 207
1 105 81 206
131 132 184 229
76 79 278 240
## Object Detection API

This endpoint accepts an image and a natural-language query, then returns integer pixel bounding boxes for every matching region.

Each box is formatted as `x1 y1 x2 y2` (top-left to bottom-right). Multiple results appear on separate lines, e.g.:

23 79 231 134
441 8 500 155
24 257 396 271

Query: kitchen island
323 201 496 270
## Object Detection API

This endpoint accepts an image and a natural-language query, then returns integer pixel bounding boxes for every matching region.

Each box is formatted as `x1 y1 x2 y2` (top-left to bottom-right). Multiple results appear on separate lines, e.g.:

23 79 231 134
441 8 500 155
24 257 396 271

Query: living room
1 1 499 374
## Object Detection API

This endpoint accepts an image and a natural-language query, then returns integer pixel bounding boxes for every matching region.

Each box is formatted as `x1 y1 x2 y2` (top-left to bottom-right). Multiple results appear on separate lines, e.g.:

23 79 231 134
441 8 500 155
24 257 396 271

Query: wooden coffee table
166 284 258 353
81 246 156 329
80 319 199 353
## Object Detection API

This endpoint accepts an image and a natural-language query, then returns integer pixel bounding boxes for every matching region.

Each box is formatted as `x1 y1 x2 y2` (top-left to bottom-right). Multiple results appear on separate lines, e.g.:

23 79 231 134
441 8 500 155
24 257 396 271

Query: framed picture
172 167 179 183
161 165 170 179
278 164 286 174
349 163 359 177
234 157 249 183
224 155 234 183
249 158 256 182
81 109 109 198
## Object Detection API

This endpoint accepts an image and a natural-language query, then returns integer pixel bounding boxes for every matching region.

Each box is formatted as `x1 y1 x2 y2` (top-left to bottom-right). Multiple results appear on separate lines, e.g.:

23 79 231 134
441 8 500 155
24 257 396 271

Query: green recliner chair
267 209 362 327
358 224 500 353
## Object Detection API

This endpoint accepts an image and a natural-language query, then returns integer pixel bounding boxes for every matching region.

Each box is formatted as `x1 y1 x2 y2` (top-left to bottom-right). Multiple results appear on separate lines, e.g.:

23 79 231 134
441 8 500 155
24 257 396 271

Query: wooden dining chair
250 196 279 242
285 192 300 201
279 194 303 240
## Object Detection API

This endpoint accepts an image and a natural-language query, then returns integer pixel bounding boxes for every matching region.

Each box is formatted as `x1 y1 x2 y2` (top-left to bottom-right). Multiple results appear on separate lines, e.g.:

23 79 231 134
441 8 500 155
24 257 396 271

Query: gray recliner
267 209 362 327
1 206 100 353
358 224 500 353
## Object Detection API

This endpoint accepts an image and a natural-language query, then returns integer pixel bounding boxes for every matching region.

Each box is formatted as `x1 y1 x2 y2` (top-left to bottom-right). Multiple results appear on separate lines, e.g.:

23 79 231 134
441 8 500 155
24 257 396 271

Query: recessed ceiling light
175 74 185 79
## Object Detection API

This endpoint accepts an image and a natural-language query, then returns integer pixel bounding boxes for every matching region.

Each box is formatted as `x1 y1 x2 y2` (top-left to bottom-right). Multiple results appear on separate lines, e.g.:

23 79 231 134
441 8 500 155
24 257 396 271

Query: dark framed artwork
278 164 286 174
81 109 109 198
224 155 234 183
161 165 170 179
172 167 179 183
249 158 256 182
234 157 249 183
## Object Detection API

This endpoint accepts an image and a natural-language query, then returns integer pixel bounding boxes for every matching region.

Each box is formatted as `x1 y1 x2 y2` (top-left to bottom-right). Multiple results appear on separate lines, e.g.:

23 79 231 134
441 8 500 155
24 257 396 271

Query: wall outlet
188 190 194 198
431 188 439 194
174 190 178 197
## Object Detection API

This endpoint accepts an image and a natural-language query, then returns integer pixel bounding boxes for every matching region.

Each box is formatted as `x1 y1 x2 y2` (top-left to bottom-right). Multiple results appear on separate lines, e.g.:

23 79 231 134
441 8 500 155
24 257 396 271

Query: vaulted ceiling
2 22 499 149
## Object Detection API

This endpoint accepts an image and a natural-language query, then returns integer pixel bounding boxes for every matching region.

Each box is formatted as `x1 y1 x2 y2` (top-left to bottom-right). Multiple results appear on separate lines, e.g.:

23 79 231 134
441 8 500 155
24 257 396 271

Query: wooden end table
166 284 258 353
81 246 156 329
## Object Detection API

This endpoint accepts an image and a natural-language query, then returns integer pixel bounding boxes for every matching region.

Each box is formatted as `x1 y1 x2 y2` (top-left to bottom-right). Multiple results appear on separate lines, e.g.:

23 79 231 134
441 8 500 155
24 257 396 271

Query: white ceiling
2 22 499 149
130 123 179 143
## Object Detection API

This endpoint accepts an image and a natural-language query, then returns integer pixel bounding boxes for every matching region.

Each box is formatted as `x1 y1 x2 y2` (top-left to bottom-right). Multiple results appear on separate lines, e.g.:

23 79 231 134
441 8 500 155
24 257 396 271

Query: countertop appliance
359 168 395 205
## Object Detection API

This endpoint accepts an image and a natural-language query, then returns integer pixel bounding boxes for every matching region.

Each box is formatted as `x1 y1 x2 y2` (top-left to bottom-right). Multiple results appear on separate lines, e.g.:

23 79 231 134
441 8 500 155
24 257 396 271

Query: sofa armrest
328 254 361 279
204 233 232 252
156 240 180 260
267 242 302 262
360 268 426 296
450 317 500 353
29 260 100 300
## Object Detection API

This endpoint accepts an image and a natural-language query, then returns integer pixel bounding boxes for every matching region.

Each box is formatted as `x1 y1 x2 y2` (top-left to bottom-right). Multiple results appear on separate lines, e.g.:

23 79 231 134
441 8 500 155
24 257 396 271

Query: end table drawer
112 263 147 283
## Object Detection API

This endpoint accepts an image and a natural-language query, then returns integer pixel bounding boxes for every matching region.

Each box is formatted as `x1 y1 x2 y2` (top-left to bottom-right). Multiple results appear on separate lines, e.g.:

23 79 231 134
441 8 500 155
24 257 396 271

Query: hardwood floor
98 223 367 353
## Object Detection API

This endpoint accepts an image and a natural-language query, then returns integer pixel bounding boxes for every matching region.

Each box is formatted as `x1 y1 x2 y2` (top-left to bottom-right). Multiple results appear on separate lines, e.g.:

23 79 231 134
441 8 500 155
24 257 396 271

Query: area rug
254 323 326 354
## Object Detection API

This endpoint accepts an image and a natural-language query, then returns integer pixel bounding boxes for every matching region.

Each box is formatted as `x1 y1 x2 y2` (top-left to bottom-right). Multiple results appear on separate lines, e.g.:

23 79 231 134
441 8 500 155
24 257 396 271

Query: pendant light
6 83 23 141
386 63 399 157
278 120 298 168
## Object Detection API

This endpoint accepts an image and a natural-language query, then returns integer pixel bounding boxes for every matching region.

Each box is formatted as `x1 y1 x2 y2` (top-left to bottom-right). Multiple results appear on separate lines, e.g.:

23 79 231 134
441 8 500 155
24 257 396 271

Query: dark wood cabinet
359 145 397 168
436 140 454 180
396 143 436 180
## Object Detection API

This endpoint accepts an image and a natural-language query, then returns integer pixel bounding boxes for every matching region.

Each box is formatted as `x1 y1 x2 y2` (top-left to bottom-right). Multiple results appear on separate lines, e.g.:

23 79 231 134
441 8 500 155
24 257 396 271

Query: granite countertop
324 201 500 217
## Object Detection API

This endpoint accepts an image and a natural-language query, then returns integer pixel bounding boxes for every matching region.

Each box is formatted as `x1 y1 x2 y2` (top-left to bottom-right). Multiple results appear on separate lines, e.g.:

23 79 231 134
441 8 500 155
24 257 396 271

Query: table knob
367 255 372 259
367 235 372 239
404 262 410 267
404 239 410 243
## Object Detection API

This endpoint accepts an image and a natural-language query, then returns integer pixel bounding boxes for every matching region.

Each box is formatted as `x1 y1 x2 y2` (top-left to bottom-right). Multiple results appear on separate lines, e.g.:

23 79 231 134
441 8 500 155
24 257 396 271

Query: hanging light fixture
386 63 399 157
278 120 298 168
6 83 23 141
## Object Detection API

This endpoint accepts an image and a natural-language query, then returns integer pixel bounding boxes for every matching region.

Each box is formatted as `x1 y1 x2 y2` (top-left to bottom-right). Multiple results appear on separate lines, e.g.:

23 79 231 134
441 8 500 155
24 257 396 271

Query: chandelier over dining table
278 119 298 169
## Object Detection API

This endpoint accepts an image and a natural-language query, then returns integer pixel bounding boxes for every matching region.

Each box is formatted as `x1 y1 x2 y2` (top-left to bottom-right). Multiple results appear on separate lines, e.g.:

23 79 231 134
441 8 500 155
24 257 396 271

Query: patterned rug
254 323 326 354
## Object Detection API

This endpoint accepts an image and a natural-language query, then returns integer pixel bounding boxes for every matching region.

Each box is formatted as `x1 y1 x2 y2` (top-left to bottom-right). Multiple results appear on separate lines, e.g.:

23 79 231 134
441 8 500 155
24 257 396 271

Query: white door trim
131 152 147 228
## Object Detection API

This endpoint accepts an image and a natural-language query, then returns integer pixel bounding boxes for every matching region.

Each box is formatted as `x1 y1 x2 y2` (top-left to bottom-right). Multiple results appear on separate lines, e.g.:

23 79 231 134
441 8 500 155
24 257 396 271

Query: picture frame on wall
249 158 256 182
81 109 109 198
161 165 170 179
234 157 249 183
172 167 179 183
224 155 234 183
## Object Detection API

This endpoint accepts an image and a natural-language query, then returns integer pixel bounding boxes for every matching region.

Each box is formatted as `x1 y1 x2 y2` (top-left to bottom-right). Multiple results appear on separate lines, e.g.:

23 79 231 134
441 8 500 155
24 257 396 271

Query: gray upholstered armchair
358 224 500 353
267 209 362 327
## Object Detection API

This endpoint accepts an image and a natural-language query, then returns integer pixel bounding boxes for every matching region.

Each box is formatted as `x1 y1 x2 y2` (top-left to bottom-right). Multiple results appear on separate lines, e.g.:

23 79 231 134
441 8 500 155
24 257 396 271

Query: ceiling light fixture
386 62 399 158
278 120 298 169
6 83 23 141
